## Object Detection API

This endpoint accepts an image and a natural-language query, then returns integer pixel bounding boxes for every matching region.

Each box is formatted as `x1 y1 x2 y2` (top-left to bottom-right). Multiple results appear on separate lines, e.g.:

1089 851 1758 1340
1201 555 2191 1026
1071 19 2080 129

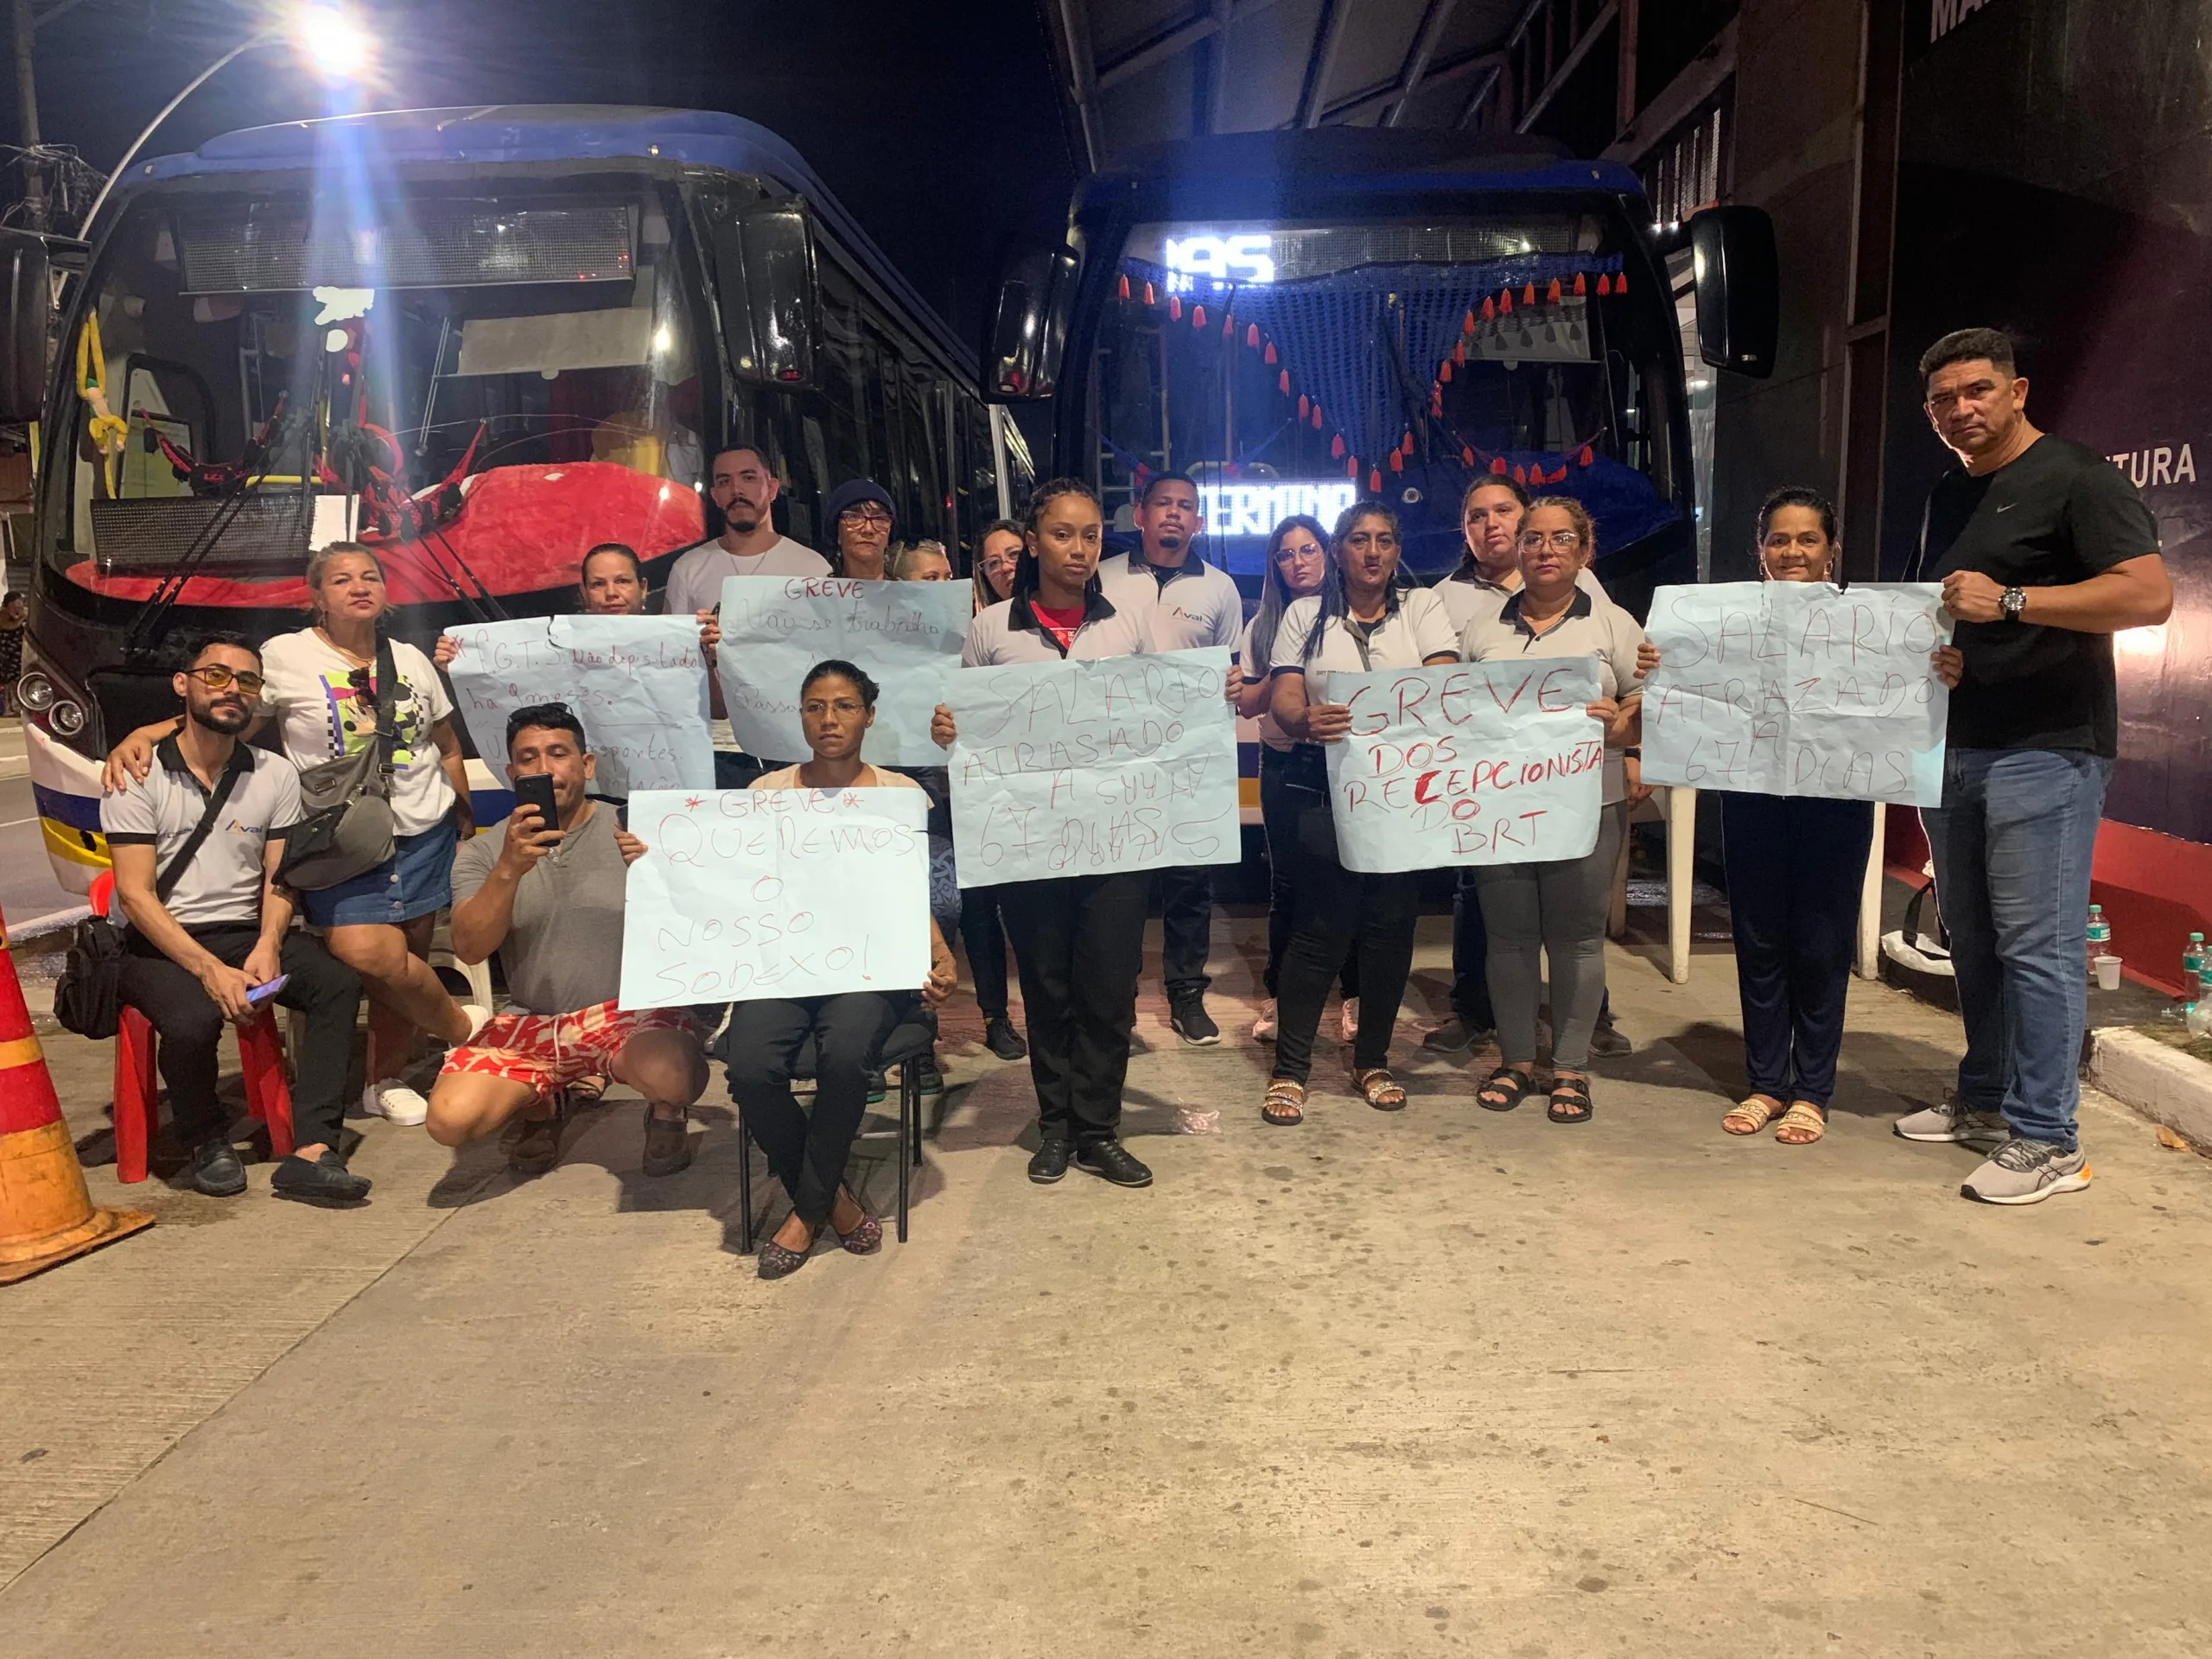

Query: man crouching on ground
428 703 708 1175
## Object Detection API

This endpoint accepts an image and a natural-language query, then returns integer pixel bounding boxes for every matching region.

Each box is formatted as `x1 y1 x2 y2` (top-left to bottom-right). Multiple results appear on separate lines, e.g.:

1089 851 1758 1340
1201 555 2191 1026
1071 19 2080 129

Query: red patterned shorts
439 1000 700 1103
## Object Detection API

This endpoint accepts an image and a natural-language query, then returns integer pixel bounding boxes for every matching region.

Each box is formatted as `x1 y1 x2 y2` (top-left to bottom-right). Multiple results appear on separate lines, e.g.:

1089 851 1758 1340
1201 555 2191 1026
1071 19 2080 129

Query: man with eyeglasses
101 634 370 1204
1097 470 1245 1046
1897 327 2171 1205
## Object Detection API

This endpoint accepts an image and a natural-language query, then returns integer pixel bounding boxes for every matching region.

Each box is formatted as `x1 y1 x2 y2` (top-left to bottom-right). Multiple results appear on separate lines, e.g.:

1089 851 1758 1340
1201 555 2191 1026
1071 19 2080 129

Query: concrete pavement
3 914 2209 1658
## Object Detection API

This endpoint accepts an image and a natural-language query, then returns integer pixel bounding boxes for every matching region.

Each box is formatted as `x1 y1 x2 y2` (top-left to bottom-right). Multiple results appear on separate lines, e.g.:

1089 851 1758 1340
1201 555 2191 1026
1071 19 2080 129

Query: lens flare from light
2116 623 2168 660
293 4 372 80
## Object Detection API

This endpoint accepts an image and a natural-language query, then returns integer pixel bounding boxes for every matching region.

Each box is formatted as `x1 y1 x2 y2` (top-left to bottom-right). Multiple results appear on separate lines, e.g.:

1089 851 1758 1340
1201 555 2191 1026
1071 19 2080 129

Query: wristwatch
2000 586 2028 622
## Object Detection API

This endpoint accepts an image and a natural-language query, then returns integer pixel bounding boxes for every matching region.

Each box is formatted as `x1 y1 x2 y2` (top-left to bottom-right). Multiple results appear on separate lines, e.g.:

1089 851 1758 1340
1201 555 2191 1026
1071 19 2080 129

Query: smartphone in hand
246 974 289 1005
512 772 559 831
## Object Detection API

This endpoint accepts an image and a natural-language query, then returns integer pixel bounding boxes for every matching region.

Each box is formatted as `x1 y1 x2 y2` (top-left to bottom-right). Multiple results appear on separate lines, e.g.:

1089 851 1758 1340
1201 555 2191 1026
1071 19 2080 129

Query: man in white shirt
1096 472 1244 1045
663 444 828 786
662 445 829 615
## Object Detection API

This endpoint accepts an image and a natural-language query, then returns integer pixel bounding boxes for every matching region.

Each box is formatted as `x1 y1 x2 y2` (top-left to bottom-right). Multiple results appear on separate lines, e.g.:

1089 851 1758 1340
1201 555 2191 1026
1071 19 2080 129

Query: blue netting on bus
1120 252 1626 473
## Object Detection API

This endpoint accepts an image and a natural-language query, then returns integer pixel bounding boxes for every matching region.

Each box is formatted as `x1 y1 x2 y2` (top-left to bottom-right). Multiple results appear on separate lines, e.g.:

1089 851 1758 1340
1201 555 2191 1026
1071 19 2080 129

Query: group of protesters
92 325 2167 1266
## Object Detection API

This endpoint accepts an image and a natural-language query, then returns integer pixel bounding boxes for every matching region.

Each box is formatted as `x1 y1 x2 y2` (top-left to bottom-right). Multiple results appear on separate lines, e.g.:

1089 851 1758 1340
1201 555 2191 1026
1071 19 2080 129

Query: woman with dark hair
729 658 957 1278
1461 499 1645 1126
1237 514 1355 1044
1637 487 1962 1144
972 518 1024 614
931 479 1159 1188
104 543 489 1125
823 479 898 579
1260 502 1459 1122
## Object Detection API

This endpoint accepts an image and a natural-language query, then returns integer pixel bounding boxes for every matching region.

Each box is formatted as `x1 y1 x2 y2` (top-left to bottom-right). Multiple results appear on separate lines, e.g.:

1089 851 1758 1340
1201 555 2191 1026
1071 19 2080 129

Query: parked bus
985 126 1772 607
0 105 1032 894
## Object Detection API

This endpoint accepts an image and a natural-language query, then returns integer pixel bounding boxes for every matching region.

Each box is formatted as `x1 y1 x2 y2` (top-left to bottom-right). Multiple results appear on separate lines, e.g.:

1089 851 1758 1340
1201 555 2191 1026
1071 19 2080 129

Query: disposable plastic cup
2094 955 2123 992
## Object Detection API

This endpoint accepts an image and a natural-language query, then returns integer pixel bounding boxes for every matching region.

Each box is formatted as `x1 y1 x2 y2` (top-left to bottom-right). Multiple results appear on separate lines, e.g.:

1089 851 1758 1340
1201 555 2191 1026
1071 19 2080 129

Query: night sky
7 0 1081 348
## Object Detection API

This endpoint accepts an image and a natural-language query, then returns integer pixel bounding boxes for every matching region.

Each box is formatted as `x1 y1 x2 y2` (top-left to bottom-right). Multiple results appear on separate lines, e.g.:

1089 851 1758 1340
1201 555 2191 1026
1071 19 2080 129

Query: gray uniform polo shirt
1096 550 1243 655
99 737 302 927
961 591 1157 665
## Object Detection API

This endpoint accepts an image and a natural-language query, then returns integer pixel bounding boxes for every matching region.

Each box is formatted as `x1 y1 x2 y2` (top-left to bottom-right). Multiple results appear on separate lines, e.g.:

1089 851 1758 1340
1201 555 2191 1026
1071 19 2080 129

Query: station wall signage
1198 480 1358 538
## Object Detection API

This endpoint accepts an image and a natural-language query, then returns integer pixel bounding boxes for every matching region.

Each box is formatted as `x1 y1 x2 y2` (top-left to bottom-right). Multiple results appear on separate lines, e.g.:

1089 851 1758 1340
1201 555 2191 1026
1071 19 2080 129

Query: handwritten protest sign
618 787 931 1008
944 647 1240 886
1640 582 1949 806
445 615 713 796
1321 658 1605 873
715 575 969 766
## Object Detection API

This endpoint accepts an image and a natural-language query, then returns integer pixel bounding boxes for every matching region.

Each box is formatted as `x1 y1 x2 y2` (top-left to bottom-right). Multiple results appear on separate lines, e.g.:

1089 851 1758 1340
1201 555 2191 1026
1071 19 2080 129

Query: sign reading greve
1322 658 1605 873
445 615 714 797
1640 582 1949 807
715 575 969 766
944 646 1241 887
617 787 931 1009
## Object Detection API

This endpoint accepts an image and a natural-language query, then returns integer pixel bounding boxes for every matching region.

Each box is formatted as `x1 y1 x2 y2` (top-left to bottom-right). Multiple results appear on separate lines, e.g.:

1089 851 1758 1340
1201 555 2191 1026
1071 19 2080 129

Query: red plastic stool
111 1003 296 1183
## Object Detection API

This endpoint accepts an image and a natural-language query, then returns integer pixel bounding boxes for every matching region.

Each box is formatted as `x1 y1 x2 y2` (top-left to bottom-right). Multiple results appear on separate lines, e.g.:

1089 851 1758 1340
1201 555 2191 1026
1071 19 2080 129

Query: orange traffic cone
0 906 152 1283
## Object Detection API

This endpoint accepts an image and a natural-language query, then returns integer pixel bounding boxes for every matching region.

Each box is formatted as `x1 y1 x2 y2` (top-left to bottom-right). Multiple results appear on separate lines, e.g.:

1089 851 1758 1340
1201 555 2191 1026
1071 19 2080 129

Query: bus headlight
47 698 86 737
16 671 53 712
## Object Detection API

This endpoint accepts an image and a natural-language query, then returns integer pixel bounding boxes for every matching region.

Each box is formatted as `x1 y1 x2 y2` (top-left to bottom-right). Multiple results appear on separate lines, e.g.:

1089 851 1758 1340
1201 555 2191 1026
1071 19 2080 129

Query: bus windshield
1092 214 1681 577
55 183 707 612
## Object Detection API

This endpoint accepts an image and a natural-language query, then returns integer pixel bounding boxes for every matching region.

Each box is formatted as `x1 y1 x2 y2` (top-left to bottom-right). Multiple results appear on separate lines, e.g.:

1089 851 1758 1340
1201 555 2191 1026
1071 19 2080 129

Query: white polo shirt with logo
1270 588 1459 686
1097 550 1243 656
99 739 302 928
1459 587 1646 805
961 591 1157 665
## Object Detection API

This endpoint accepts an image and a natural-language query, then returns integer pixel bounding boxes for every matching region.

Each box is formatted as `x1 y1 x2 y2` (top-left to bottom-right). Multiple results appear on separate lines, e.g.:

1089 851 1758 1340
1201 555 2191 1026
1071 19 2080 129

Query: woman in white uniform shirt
1459 499 1644 1125
1260 502 1459 1123
931 479 1160 1191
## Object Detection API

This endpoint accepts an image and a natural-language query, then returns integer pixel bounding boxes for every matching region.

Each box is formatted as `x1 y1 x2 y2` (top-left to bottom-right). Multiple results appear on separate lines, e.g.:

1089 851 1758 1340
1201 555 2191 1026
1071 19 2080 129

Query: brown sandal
1776 1100 1827 1145
1351 1067 1407 1111
1723 1094 1784 1135
1262 1080 1306 1126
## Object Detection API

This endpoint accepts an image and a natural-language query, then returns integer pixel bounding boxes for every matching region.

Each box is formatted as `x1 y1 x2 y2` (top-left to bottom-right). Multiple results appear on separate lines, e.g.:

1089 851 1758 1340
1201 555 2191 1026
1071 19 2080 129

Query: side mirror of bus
1688 206 1779 379
718 200 819 389
0 228 52 424
985 246 1077 402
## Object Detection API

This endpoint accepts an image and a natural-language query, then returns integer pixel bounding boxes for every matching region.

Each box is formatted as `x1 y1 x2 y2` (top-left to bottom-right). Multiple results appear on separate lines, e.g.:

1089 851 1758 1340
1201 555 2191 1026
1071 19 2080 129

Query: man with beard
1097 471 1243 1045
101 634 369 1203
663 445 828 615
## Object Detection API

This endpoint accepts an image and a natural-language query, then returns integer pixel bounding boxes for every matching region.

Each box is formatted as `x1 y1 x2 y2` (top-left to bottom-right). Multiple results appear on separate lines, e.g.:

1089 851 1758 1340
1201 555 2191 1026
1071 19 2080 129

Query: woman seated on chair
1636 487 1964 1145
725 660 957 1281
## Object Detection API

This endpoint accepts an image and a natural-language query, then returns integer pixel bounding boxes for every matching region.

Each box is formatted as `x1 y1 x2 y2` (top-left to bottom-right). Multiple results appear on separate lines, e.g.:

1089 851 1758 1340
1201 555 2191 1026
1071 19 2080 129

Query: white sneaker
362 1080 429 1127
1893 1098 2006 1147
1252 1001 1277 1043
1338 997 1360 1042
1961 1138 2092 1205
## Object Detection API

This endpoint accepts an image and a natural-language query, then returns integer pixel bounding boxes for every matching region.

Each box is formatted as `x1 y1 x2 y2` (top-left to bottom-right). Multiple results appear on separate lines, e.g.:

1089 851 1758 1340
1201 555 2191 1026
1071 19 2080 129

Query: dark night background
3 0 1080 351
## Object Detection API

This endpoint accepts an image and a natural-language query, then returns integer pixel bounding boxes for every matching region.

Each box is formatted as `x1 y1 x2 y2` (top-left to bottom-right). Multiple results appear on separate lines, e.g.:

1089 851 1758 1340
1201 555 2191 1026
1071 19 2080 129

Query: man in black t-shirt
1897 327 2171 1204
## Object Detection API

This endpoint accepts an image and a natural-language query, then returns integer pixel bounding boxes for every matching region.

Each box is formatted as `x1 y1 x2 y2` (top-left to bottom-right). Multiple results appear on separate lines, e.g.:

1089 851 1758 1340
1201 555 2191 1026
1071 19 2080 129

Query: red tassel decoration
1453 341 1467 366
1345 456 1359 480
1245 323 1260 347
1331 435 1344 459
1297 394 1309 419
1481 296 1496 322
1311 404 1324 429
1500 289 1513 315
1117 273 1130 300
1522 283 1537 306
1547 278 1562 304
1579 445 1594 467
1552 464 1569 483
1223 313 1236 338
1143 281 1157 305
1464 308 1477 333
1461 446 1476 467
1596 274 1611 296
1389 450 1404 474
1169 295 1182 320
1279 369 1291 394
1401 432 1415 455
1369 467 1383 492
1439 360 1452 384
1264 341 1278 365
1573 272 1586 296
1613 270 1627 295
1490 457 1509 475
1192 304 1206 328
1512 464 1529 486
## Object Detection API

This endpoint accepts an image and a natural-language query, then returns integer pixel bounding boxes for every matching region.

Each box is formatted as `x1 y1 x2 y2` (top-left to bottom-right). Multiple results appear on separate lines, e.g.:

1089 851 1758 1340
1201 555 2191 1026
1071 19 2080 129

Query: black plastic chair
734 1008 934 1252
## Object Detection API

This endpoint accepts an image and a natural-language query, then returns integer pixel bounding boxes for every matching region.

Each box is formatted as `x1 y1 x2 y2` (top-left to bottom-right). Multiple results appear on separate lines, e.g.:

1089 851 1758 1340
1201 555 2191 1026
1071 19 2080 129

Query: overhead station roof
1039 0 1536 166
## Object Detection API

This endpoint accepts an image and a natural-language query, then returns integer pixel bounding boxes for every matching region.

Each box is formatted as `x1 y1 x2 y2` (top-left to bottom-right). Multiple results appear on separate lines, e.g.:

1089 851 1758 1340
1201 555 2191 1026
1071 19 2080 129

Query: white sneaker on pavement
1961 1138 2091 1205
1893 1098 2007 1147
362 1080 430 1127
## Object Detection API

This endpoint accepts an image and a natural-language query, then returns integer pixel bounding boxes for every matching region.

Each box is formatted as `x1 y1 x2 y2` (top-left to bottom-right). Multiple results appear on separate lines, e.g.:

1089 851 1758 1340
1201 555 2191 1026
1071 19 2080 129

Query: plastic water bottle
2190 995 2212 1039
2179 933 2209 1020
2086 905 2112 981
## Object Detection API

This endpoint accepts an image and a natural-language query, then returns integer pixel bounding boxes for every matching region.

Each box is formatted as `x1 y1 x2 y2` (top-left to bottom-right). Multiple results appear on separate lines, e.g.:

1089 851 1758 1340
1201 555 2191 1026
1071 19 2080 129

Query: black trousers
1259 748 1357 1001
1447 868 1497 1027
1721 791 1875 1108
118 923 361 1151
1271 790 1421 1086
725 992 903 1227
1154 864 1213 1000
998 871 1148 1144
958 884 1014 1020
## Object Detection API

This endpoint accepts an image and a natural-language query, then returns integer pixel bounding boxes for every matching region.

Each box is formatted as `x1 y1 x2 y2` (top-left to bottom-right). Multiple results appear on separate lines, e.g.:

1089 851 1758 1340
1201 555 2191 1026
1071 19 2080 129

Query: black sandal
1477 1065 1539 1113
1547 1074 1594 1124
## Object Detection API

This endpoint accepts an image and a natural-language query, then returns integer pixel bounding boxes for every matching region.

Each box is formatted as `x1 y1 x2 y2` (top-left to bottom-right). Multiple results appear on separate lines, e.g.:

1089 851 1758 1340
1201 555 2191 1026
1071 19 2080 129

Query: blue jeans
1921 747 2111 1149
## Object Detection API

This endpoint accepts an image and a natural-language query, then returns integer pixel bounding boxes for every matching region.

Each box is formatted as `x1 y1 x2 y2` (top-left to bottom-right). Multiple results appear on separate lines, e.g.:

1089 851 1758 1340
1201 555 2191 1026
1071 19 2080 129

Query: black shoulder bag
54 760 250 1040
276 631 399 891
